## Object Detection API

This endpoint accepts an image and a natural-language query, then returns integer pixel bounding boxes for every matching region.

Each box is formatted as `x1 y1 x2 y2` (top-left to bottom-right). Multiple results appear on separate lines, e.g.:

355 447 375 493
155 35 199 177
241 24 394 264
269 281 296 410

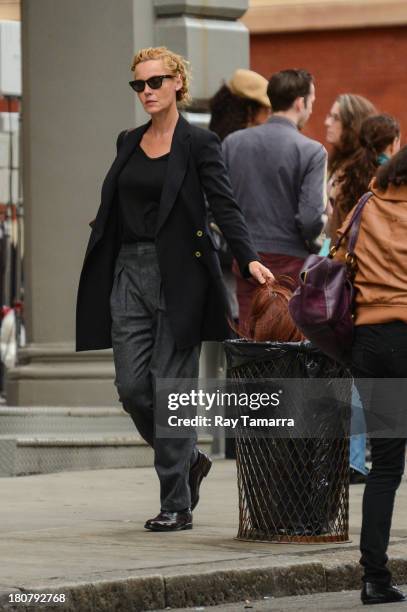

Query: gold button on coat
196 230 203 237
195 251 202 258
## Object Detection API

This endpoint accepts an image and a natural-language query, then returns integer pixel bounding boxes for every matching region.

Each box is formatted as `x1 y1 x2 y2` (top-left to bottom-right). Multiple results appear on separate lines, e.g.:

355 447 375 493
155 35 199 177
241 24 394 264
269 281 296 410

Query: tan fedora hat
228 69 270 108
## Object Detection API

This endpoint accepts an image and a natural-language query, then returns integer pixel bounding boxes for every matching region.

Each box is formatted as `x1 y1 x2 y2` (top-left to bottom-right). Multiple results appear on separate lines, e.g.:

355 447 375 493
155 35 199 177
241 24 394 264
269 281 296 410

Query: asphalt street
163 585 407 611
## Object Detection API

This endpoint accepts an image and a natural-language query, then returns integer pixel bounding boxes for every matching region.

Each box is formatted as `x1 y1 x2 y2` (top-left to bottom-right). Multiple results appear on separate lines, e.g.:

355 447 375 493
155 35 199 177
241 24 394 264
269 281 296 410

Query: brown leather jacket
336 179 407 326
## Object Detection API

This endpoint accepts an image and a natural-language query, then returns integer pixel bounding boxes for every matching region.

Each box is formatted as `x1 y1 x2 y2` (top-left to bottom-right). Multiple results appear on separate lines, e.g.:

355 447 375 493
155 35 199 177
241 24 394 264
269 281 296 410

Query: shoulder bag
288 191 373 365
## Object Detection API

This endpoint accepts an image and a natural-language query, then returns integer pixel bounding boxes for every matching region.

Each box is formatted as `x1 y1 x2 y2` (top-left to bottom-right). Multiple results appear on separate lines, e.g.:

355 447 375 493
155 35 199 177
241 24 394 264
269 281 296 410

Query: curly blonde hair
131 46 191 106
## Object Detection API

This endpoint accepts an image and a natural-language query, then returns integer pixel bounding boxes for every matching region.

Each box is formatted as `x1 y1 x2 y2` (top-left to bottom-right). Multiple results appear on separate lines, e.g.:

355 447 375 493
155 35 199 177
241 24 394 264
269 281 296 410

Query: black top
117 145 169 242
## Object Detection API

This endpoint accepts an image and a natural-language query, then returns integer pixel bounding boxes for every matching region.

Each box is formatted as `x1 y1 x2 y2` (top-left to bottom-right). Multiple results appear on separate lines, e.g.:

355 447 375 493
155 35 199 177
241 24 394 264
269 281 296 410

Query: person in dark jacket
76 46 273 532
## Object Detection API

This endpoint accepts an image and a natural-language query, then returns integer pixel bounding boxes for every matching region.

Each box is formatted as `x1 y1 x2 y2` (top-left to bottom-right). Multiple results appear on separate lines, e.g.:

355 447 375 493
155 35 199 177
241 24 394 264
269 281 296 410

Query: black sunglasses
129 75 175 93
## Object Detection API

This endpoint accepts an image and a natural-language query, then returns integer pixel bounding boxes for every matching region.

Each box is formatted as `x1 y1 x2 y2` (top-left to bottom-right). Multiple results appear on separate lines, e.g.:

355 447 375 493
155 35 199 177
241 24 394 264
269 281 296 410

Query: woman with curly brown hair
325 93 377 239
335 113 400 485
76 47 272 532
333 113 400 236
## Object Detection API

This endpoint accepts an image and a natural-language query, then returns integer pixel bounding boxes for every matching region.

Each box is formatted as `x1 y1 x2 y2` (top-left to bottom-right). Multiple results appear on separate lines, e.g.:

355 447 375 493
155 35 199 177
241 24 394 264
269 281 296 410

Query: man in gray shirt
222 69 327 330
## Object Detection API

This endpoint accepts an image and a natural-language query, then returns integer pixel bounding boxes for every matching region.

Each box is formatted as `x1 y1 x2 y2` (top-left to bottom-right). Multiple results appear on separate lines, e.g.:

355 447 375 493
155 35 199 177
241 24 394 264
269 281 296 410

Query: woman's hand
248 261 275 284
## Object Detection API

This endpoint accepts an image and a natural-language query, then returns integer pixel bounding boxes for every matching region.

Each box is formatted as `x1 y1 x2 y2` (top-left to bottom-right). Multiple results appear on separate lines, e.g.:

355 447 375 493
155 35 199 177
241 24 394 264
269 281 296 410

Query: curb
0 576 165 612
1 557 407 611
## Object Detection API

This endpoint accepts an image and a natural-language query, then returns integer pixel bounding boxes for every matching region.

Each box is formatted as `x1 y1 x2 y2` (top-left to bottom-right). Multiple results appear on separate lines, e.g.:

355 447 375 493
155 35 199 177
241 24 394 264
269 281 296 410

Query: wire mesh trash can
224 339 352 544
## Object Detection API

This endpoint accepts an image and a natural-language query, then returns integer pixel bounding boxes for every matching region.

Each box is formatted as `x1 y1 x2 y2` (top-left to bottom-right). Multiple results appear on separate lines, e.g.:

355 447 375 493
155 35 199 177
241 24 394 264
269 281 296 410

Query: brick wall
0 99 19 113
250 26 407 146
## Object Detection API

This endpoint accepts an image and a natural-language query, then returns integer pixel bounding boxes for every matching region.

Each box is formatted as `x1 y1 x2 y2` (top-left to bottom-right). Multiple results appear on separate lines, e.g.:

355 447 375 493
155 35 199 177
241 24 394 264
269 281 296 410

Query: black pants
351 321 407 586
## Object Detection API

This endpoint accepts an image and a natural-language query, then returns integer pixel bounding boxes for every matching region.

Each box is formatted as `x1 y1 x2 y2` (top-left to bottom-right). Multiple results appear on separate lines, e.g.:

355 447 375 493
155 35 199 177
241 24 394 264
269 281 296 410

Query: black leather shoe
144 510 192 532
189 450 212 511
361 582 407 605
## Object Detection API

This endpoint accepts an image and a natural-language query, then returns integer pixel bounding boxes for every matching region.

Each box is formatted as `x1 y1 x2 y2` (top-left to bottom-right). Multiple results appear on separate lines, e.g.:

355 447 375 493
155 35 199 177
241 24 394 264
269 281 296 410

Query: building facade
243 0 407 142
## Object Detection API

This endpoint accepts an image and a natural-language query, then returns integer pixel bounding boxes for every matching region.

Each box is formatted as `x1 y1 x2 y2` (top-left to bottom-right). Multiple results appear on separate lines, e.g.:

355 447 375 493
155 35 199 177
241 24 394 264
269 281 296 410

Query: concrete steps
0 434 154 477
0 406 132 435
0 407 211 476
5 344 118 406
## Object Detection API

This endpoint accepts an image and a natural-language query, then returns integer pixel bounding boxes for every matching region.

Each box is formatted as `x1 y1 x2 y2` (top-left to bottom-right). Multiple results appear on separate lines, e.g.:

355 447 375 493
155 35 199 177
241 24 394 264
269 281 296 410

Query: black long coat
76 114 258 351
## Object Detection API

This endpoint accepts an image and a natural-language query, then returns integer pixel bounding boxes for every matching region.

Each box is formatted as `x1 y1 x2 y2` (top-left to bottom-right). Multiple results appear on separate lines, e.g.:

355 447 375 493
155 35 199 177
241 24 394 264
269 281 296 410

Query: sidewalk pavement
0 460 407 611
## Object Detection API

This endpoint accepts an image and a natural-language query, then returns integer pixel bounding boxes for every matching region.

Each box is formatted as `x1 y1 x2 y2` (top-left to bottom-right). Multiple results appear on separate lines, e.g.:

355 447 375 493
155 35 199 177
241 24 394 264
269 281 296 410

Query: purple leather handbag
288 191 373 365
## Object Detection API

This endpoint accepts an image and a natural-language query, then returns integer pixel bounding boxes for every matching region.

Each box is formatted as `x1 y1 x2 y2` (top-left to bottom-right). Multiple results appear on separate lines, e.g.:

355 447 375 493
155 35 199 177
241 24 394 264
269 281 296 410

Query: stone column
7 0 155 405
154 0 249 127
7 0 249 407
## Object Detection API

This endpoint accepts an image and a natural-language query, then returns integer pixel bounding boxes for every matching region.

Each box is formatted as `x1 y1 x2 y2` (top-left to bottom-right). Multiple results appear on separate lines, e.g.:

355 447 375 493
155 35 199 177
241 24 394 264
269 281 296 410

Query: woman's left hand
248 261 275 284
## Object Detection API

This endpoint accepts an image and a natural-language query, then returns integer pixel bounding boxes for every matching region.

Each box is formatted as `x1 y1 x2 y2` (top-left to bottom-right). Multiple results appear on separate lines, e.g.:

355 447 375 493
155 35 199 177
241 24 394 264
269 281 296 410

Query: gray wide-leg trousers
110 242 199 512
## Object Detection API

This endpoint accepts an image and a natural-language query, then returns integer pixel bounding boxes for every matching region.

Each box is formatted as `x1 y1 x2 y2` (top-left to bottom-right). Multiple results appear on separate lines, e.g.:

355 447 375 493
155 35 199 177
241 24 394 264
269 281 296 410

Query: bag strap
347 191 373 255
330 191 373 257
